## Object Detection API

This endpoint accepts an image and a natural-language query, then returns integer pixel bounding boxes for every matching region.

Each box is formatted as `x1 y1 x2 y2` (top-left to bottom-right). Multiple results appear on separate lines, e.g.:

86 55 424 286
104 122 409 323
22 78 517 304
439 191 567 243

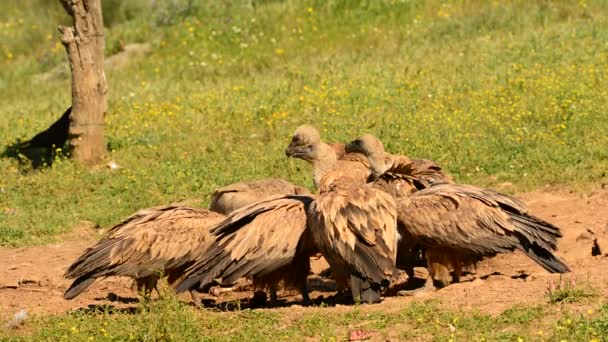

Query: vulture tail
519 243 570 273
64 276 96 299
509 211 563 252
174 243 231 293
508 211 570 273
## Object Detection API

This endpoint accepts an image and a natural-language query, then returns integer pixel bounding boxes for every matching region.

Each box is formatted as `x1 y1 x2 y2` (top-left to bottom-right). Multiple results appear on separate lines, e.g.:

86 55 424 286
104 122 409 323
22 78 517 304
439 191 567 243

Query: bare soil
1 188 608 321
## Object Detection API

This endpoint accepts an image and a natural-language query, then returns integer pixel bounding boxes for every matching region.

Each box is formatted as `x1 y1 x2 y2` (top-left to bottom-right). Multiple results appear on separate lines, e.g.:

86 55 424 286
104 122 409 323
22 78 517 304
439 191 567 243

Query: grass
546 275 599 305
2 295 608 341
1 0 608 246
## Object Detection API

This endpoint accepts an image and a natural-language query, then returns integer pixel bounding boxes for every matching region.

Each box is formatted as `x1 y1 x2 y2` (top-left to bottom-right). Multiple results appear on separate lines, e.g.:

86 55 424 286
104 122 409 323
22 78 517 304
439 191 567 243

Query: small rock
3 207 17 215
348 329 371 341
0 280 20 289
574 220 583 224
413 267 430 279
5 310 27 329
471 278 484 285
18 276 42 286
601 183 608 190
591 239 601 256
594 237 608 256
106 161 121 170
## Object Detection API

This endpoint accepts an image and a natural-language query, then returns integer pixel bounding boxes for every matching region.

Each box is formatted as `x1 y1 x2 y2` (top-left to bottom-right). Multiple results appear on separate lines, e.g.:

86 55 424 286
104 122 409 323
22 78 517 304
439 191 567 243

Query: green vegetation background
1 1 608 340
1 0 607 246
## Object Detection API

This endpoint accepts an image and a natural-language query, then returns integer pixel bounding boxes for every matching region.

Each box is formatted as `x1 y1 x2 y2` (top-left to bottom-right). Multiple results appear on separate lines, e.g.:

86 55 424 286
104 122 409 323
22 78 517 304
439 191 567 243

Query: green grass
546 276 599 305
2 296 608 341
1 0 607 247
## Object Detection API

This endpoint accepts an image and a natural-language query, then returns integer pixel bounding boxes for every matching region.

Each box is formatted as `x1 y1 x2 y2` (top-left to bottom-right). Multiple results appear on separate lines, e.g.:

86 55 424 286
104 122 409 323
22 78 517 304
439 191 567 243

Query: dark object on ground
2 107 71 169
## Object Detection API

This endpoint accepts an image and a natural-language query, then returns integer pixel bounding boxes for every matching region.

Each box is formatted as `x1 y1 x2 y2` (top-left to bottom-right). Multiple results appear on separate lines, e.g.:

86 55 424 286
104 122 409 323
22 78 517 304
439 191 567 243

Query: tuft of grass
546 275 599 305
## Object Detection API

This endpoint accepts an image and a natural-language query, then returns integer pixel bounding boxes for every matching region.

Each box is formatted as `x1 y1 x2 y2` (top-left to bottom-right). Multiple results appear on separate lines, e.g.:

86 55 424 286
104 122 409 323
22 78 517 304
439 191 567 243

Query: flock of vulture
63 125 570 306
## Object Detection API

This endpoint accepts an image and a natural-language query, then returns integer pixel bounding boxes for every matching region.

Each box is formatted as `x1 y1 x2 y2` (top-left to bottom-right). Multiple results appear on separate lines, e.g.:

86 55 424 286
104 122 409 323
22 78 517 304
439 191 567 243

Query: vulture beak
285 142 312 158
285 144 295 157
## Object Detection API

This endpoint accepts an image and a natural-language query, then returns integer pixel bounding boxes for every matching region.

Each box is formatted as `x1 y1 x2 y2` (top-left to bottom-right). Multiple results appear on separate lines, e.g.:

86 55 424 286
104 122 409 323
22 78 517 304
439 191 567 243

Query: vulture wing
64 206 224 299
399 184 569 273
209 178 311 214
175 195 314 293
387 155 454 187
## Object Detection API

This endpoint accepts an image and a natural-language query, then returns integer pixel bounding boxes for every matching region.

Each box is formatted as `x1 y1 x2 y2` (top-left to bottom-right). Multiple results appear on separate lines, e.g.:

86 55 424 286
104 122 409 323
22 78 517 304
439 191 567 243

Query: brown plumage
347 135 570 287
175 195 316 306
346 134 454 194
209 178 311 215
346 134 455 285
287 128 427 284
64 205 224 300
308 174 399 304
286 125 399 303
399 184 570 282
285 125 371 188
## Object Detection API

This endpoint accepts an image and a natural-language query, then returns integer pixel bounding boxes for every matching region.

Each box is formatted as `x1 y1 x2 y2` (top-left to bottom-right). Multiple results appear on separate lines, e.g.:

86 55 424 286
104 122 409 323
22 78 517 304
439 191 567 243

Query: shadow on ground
1 107 71 170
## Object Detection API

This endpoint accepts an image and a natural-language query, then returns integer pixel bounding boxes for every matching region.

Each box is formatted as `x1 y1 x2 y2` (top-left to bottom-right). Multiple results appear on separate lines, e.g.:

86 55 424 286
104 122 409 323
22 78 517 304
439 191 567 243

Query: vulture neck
312 143 338 188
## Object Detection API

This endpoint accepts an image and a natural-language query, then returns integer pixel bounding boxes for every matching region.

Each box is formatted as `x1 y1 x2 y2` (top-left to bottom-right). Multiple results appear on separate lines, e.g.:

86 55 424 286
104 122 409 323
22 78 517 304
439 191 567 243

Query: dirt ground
1 188 608 322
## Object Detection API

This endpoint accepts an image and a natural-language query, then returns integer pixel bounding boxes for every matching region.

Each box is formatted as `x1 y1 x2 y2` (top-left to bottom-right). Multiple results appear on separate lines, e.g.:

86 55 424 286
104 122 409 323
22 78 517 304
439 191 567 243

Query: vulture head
285 125 322 162
345 134 386 158
346 134 389 180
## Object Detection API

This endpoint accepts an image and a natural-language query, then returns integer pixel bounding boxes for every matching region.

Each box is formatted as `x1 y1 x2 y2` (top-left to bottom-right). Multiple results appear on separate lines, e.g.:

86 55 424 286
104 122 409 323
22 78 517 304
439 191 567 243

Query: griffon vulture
63 206 224 301
285 125 371 187
346 133 454 194
175 194 316 306
347 134 570 289
286 126 427 284
286 127 399 303
209 178 311 215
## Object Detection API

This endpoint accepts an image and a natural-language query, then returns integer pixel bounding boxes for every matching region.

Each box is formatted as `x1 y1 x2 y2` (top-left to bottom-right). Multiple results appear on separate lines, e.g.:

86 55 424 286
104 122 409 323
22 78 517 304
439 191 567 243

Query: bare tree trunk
59 0 107 167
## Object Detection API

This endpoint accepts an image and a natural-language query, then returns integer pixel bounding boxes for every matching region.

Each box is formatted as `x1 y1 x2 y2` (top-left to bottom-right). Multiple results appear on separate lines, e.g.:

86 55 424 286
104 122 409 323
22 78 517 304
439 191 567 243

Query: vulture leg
452 261 463 284
269 282 279 307
397 249 452 296
350 275 382 304
300 285 312 306
136 276 159 299
426 249 452 288
189 290 201 308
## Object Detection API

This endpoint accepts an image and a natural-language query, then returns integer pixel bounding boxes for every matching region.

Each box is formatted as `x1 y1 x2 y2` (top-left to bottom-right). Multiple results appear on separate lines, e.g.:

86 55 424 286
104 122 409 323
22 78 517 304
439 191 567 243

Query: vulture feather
64 206 224 300
286 125 399 303
288 127 426 283
347 134 570 288
209 178 311 215
399 183 570 280
175 195 316 306
346 133 454 194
